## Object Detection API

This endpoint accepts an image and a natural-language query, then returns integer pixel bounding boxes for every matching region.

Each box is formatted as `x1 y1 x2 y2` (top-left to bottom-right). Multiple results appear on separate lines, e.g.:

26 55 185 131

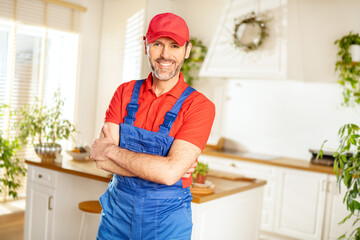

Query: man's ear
144 40 148 55
143 36 148 55
185 42 192 59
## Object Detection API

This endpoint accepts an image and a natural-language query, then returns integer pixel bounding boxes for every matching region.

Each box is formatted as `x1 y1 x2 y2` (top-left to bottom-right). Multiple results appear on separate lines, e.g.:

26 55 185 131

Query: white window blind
122 9 145 82
0 0 83 33
0 1 14 20
0 26 9 132
0 0 85 200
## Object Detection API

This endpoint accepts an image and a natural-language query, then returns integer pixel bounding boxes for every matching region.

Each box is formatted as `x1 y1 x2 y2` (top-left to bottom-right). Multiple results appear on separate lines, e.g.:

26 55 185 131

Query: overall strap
159 86 196 135
124 79 145 125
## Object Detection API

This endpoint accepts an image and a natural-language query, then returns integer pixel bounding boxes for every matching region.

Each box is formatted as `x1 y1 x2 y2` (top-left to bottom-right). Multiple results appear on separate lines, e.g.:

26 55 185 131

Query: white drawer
28 166 57 188
200 155 275 177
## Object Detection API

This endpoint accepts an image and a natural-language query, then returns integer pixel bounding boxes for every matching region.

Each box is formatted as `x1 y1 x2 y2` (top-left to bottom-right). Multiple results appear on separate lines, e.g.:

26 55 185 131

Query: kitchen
0 0 360 239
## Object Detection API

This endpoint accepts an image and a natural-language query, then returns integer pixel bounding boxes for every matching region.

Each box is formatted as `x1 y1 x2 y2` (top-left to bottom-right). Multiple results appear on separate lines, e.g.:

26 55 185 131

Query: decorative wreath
233 12 268 52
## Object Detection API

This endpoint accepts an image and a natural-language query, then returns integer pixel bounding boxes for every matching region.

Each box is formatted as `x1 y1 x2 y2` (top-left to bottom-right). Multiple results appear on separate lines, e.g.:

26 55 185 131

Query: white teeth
160 63 172 66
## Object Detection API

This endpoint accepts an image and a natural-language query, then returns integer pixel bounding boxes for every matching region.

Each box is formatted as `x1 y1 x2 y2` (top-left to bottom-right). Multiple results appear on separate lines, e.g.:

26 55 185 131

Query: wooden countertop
25 157 113 182
191 177 266 204
202 148 335 175
25 156 266 204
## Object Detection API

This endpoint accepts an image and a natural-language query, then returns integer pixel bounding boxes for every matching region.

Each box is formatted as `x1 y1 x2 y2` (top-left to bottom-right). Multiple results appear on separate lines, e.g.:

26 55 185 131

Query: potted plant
192 161 209 184
15 90 76 163
334 32 360 106
0 104 26 202
182 37 208 86
319 32 360 239
346 32 360 63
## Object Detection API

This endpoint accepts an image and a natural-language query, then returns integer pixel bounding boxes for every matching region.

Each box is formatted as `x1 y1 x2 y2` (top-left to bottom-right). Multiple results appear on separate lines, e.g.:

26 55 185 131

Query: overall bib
97 79 195 240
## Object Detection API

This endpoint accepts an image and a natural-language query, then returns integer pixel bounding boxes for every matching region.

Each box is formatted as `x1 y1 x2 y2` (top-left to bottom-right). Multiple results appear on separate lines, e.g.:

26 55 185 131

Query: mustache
155 57 175 63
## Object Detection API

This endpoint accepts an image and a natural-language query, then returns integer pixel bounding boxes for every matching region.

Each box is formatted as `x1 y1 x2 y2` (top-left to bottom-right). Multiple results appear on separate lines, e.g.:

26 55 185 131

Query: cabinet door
323 176 356 240
24 181 55 240
199 155 277 231
275 168 327 240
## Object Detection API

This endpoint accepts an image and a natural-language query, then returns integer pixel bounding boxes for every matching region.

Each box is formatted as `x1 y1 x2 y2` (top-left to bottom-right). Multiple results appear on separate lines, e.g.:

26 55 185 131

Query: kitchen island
24 157 266 240
200 146 352 240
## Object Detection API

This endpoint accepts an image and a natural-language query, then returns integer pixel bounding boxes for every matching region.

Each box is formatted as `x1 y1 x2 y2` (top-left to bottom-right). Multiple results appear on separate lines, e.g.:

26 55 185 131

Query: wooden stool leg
78 213 85 240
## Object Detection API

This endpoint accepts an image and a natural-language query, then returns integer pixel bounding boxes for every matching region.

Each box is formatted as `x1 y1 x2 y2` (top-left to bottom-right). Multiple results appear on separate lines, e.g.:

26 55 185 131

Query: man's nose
160 46 170 59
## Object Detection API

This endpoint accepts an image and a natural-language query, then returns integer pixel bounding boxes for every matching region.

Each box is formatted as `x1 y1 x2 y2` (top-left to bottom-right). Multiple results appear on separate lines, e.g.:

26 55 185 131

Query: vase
195 174 207 184
349 44 360 62
34 143 62 163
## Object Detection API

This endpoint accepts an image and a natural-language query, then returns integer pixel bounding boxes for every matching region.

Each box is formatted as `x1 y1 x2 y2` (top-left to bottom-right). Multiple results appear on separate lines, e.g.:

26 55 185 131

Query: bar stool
78 200 102 240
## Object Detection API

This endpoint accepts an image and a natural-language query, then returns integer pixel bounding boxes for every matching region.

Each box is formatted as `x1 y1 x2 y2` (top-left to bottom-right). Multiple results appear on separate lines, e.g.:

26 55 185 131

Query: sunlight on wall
122 9 145 82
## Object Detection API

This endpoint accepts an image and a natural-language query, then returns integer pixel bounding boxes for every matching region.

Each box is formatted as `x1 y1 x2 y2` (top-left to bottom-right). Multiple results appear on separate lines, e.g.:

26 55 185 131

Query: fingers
94 160 105 170
187 161 197 174
182 161 198 178
90 139 98 159
191 161 198 168
102 124 110 138
182 173 191 178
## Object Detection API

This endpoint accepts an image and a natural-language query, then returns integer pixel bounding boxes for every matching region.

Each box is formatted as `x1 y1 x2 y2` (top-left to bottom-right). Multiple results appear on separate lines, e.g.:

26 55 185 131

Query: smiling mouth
157 61 174 69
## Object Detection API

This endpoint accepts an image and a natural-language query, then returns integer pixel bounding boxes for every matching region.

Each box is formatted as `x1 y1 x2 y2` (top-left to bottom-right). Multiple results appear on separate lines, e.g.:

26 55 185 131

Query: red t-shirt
105 72 215 188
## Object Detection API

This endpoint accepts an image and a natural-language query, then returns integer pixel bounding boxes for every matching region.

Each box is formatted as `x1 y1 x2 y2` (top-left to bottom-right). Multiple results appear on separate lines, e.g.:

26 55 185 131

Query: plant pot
34 143 62 163
195 174 207 184
349 44 360 62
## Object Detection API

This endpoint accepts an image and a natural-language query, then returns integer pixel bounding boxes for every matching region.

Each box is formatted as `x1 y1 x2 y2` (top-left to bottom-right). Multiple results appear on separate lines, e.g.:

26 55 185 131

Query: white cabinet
191 186 264 240
25 182 56 240
199 154 352 240
199 155 278 232
323 176 356 240
24 165 108 240
274 168 327 240
24 166 57 240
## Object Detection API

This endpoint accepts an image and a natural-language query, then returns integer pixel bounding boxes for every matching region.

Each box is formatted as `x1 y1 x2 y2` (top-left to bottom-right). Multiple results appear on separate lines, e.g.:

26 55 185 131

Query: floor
0 199 25 240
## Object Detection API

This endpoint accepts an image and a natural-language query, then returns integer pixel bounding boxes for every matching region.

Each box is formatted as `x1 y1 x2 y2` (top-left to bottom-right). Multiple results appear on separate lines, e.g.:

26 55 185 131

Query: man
91 12 215 240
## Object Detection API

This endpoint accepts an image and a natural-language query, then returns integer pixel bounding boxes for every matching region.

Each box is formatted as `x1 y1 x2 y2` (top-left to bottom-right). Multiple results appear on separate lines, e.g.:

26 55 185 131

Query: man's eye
172 44 180 48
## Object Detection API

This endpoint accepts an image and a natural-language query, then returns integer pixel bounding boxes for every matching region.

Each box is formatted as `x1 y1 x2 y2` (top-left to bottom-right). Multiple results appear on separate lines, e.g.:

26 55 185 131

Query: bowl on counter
66 146 91 161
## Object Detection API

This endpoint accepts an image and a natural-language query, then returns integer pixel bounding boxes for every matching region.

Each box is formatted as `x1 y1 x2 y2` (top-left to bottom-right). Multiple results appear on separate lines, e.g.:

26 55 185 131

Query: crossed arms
90 122 200 186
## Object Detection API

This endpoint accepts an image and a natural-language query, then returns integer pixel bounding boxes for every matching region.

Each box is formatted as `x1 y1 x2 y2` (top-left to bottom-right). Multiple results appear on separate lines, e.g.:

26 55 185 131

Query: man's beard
148 57 184 81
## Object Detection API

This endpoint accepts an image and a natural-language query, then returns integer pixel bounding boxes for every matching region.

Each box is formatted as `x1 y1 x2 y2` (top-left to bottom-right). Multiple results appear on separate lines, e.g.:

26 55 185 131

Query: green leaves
335 32 360 107
15 89 76 146
324 123 360 239
182 38 208 86
192 161 209 179
0 105 27 200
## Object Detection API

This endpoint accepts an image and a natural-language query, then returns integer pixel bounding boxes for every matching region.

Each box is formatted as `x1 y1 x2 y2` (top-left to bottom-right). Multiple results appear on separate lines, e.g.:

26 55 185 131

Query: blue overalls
97 79 195 240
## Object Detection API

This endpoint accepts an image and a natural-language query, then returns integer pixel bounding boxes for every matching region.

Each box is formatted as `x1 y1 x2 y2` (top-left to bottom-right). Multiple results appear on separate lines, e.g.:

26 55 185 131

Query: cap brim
147 32 187 46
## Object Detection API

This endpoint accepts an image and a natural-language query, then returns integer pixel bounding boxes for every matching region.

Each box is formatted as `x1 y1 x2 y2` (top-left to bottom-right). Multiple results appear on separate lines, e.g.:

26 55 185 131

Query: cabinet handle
48 196 53 210
329 181 340 195
38 174 42 178
321 179 327 192
230 163 236 168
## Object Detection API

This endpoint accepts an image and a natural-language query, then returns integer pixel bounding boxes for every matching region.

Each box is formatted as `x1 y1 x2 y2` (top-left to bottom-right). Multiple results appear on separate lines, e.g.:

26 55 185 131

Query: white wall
94 0 146 138
191 0 360 160
73 0 103 146
81 0 360 161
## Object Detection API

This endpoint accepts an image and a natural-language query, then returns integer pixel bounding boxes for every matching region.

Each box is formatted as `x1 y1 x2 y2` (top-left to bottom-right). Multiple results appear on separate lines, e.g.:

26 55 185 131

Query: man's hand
91 124 116 162
93 159 117 173
182 161 197 178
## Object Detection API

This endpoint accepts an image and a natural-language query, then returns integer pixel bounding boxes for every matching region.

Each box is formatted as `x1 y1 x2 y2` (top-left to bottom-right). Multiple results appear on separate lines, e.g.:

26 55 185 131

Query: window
0 0 85 199
122 9 145 82
0 21 79 157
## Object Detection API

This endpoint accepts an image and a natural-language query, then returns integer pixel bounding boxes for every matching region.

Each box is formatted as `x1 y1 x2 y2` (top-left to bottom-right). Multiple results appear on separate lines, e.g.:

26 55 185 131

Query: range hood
199 0 287 79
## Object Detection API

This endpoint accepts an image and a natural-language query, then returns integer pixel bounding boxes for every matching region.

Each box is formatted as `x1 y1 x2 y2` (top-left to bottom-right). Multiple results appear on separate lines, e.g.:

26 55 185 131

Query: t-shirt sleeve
104 85 124 124
175 95 216 151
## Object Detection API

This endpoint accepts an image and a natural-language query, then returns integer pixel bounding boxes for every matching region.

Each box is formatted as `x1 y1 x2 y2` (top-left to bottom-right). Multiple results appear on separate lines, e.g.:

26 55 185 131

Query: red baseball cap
144 13 189 46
